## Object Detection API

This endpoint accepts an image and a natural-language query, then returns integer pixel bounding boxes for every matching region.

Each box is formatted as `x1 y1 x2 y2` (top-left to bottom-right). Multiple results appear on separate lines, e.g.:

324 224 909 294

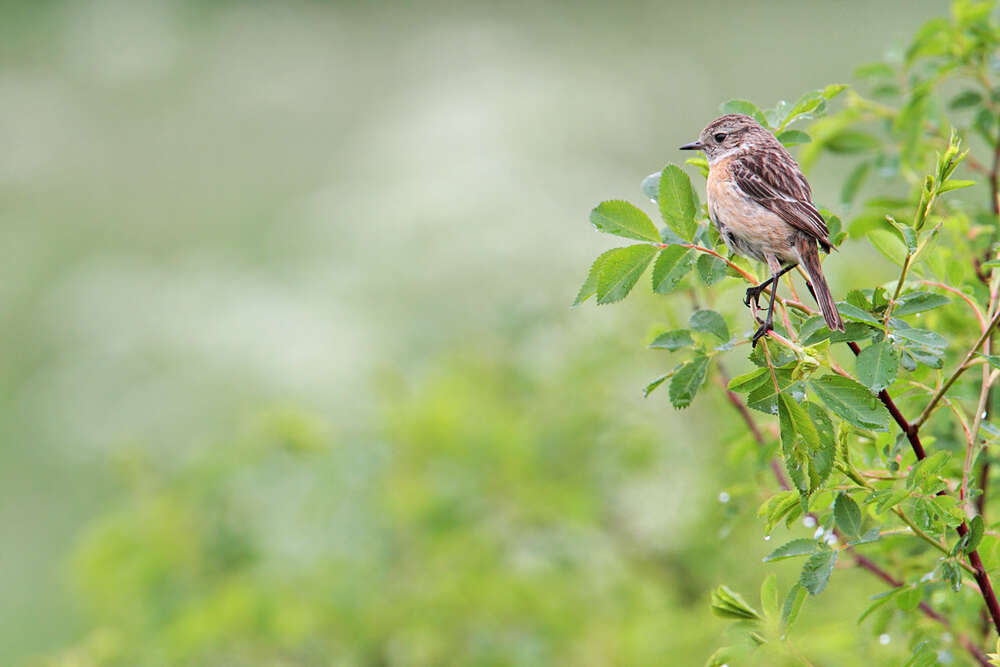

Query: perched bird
680 114 845 346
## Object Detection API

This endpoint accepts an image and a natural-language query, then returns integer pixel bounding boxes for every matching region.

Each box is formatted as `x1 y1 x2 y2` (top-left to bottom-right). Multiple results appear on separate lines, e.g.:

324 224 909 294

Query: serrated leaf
641 171 661 201
778 394 821 496
867 228 908 265
590 201 661 242
696 253 728 286
810 374 891 431
907 450 949 490
893 291 949 316
781 583 808 632
642 374 668 398
800 550 836 595
658 165 698 240
711 585 762 620
833 492 863 537
689 309 729 341
651 246 696 294
649 329 694 351
595 244 658 304
856 340 898 393
669 354 709 408
836 302 881 326
572 248 615 306
763 538 819 562
967 515 985 554
776 129 811 146
728 367 769 392
760 491 800 535
889 323 947 351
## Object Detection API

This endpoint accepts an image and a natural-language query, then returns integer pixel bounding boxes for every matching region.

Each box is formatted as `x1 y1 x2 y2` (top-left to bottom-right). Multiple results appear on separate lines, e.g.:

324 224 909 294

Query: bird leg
751 263 785 348
744 263 796 309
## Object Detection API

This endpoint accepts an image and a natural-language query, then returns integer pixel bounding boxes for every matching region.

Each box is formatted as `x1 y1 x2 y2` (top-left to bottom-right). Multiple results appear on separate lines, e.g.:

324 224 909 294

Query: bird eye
713 133 727 143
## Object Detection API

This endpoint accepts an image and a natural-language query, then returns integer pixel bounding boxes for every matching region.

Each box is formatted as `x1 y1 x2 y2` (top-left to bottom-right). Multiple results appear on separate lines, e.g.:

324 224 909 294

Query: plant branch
715 363 990 664
913 307 1000 430
845 341 1000 636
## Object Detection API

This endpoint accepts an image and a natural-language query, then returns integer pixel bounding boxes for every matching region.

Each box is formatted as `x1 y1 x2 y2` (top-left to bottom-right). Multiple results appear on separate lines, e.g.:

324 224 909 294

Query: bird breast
706 168 798 265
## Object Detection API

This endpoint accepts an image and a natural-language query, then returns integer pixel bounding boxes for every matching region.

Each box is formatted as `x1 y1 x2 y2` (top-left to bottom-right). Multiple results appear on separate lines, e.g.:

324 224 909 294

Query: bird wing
730 153 831 251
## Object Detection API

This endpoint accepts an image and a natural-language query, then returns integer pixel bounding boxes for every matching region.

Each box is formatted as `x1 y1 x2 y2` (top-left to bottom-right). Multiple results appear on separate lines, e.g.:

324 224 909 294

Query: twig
844 341 1000 636
715 363 990 665
913 307 1000 430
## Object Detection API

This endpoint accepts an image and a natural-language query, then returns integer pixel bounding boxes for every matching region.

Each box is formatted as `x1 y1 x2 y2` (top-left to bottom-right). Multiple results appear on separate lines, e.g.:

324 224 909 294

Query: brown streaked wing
731 153 831 251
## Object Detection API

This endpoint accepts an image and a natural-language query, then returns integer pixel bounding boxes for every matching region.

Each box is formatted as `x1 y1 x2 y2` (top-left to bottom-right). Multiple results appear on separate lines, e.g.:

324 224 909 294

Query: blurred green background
0 1 956 664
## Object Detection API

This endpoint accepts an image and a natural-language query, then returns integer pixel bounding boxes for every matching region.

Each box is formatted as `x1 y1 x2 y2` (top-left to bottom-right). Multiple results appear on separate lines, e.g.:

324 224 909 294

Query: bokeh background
0 1 952 664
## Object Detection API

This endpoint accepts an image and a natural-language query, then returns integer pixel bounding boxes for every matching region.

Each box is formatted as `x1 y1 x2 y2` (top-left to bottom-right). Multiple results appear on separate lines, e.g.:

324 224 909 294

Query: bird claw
751 320 773 348
744 284 765 309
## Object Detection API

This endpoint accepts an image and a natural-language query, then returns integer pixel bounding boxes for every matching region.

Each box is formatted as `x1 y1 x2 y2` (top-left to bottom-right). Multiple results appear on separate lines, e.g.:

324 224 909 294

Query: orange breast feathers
707 158 798 264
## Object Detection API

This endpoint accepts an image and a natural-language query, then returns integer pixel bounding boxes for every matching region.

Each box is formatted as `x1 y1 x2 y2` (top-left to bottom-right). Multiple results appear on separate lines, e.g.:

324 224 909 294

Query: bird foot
744 284 767 309
751 320 773 348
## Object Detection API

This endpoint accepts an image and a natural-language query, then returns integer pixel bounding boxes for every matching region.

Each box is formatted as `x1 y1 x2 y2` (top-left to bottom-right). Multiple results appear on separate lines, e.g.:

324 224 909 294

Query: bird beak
679 140 704 151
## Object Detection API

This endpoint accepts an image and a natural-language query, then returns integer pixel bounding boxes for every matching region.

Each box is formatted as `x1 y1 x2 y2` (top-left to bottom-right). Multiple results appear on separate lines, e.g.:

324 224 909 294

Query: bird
679 113 845 346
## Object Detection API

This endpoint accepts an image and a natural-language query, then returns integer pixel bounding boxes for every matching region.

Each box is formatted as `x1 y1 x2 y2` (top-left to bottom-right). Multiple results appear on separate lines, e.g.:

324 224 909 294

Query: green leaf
572 248 614 306
760 573 779 620
938 179 976 193
893 292 949 316
854 63 895 79
904 641 936 667
776 129 811 147
867 228 908 265
799 550 837 595
590 201 661 242
710 585 762 620
696 253 728 286
825 130 880 154
781 584 808 632
856 341 898 393
642 374 668 398
689 309 729 341
658 165 698 241
949 90 982 109
841 161 870 207
833 492 863 538
649 329 694 351
641 171 661 201
728 367 769 392
889 323 947 351
906 450 950 490
595 244 658 304
719 99 769 127
967 515 985 554
669 354 710 408
835 302 881 326
810 375 891 431
651 246 696 294
778 394 822 496
896 585 923 611
763 538 819 562
980 354 1000 370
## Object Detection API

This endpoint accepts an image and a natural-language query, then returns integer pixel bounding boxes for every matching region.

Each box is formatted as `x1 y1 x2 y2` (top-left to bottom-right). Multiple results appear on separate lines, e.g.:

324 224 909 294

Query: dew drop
803 516 817 528
879 634 890 645
764 535 771 541
719 491 731 503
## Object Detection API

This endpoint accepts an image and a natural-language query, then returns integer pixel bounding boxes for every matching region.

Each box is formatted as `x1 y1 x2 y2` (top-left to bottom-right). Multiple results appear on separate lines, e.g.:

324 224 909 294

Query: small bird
680 114 845 346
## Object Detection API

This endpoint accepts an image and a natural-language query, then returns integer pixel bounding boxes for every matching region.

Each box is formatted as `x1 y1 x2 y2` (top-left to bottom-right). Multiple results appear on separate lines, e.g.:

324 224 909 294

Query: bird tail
796 236 845 332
